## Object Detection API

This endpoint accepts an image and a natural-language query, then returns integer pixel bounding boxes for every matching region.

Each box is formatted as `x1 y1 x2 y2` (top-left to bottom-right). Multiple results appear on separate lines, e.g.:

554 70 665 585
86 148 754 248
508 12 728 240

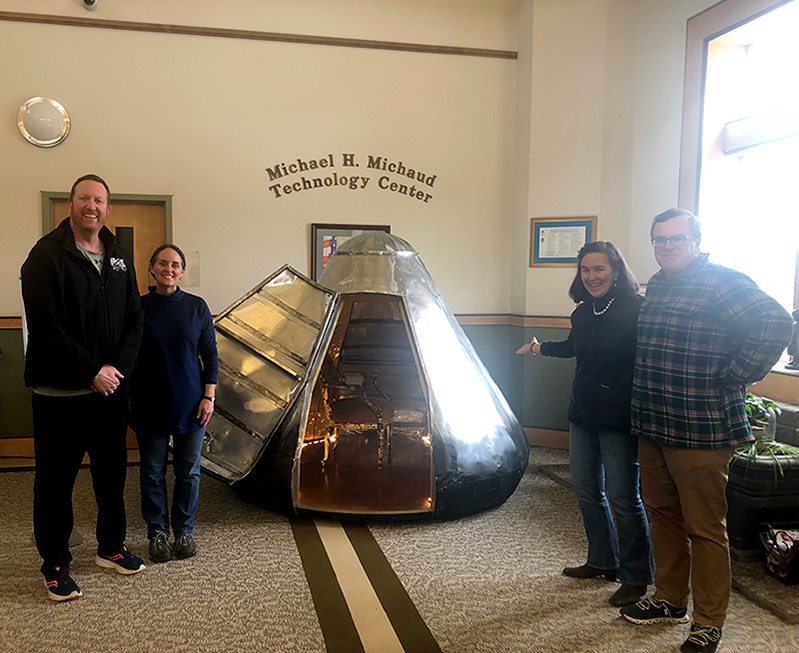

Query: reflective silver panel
308 233 528 517
201 266 334 482
203 233 528 519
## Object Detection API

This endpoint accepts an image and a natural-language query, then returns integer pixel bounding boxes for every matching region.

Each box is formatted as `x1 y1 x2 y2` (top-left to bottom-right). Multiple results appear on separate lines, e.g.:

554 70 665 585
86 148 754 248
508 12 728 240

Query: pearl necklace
592 297 615 316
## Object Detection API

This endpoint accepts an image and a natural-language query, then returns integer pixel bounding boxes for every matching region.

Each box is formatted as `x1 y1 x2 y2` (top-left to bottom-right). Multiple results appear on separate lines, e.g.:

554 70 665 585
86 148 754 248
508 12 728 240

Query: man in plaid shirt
620 209 793 653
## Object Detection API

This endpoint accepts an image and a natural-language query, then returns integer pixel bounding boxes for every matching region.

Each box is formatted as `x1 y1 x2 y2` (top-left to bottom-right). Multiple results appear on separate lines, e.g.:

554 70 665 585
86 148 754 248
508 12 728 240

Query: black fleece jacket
540 290 643 431
21 218 143 390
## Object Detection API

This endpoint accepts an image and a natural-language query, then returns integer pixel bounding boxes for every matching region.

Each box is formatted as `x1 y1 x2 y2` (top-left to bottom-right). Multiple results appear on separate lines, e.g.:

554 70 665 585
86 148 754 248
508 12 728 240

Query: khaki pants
638 438 735 628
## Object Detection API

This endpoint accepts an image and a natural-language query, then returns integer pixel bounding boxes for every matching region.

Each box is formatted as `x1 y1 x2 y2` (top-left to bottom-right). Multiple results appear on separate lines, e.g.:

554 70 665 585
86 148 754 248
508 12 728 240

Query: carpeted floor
0 447 796 653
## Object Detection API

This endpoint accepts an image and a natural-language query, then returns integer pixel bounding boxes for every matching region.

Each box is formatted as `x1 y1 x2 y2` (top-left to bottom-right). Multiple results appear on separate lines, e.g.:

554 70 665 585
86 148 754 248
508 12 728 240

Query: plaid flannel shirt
632 253 793 449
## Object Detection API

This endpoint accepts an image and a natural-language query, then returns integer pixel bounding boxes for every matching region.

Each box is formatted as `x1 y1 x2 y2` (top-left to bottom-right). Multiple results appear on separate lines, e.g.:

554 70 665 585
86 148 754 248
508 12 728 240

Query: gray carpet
373 448 799 652
0 447 797 652
0 468 324 653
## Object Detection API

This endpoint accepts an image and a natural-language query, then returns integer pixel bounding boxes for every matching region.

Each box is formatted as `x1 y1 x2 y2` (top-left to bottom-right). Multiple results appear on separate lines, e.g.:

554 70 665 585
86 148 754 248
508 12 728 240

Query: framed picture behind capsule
529 216 597 267
310 223 391 281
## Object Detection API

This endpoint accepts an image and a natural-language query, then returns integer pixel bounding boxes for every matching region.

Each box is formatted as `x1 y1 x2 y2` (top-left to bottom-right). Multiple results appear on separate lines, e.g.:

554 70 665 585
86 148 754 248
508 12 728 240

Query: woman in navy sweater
517 241 653 607
131 244 218 563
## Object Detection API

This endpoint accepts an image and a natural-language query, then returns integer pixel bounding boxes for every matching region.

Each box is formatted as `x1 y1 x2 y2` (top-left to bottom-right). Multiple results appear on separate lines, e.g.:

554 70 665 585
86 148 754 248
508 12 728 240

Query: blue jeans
569 422 654 585
137 427 205 537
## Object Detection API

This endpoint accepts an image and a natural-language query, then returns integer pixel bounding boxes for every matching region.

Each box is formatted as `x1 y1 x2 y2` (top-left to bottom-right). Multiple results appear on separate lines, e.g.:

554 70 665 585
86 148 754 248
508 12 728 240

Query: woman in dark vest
517 241 653 607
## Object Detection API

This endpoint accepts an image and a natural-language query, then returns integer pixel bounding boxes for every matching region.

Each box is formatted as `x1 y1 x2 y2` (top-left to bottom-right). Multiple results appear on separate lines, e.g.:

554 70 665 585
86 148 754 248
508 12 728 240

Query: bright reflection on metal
413 309 502 444
309 232 527 518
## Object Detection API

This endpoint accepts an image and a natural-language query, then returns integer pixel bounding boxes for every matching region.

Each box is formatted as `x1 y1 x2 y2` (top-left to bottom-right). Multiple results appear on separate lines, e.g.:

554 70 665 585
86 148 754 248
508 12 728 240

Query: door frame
41 191 173 239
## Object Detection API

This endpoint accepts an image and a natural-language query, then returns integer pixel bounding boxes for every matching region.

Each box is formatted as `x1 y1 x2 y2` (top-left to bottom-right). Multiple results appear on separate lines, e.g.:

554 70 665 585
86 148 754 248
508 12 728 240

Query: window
680 0 799 315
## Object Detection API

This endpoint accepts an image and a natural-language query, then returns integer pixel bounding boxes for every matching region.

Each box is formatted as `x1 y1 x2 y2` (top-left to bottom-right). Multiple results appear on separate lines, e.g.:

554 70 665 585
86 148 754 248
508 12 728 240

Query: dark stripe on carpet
342 521 442 653
289 516 365 653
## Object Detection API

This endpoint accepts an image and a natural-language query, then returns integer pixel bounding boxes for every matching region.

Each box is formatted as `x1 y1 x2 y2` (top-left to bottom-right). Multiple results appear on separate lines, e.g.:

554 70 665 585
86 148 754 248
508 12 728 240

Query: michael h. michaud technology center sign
265 153 438 203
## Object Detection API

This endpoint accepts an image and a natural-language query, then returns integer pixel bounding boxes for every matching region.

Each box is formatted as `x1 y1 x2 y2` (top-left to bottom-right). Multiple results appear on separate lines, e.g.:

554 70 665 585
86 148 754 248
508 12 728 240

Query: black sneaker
149 531 172 563
609 583 648 607
563 563 617 581
43 565 82 602
620 597 688 624
172 533 196 560
95 545 146 575
681 623 722 653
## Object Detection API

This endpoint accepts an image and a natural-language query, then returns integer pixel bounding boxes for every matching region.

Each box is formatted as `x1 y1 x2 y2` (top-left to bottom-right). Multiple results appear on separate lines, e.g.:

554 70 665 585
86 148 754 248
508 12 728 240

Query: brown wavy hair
567 241 639 302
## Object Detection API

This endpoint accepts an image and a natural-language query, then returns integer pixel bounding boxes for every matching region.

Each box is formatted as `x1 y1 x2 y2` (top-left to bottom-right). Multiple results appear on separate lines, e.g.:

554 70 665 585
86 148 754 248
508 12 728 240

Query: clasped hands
91 364 124 396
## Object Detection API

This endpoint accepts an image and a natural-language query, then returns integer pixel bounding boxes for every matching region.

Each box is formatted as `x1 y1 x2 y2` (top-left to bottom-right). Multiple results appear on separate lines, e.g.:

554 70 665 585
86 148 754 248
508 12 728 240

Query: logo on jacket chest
109 257 127 272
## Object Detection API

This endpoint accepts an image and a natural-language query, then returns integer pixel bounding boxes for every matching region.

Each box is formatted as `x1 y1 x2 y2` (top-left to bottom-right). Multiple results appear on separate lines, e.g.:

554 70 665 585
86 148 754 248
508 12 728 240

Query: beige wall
523 0 612 316
0 0 518 315
628 0 717 282
0 0 519 48
1 0 719 320
519 0 717 317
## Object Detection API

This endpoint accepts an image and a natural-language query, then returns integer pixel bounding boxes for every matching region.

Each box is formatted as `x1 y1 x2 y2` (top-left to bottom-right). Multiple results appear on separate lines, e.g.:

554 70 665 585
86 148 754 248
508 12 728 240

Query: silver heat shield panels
202 266 334 482
201 232 528 519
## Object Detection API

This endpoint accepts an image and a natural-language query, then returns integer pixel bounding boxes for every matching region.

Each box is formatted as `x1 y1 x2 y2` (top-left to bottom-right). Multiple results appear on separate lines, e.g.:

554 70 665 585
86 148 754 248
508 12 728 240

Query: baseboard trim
524 427 569 449
0 437 33 457
0 432 139 458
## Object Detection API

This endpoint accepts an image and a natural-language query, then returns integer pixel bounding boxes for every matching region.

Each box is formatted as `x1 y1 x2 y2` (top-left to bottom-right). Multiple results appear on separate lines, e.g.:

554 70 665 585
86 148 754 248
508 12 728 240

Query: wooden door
51 199 167 296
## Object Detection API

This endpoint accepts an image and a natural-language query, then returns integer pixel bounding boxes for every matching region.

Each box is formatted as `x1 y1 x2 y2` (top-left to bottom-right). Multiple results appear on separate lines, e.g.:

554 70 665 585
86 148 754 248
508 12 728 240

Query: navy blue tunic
130 287 218 436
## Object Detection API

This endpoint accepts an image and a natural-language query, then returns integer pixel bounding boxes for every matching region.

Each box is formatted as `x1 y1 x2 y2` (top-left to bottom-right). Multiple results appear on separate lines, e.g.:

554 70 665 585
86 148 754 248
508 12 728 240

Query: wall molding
0 11 517 60
456 314 571 328
1 314 571 330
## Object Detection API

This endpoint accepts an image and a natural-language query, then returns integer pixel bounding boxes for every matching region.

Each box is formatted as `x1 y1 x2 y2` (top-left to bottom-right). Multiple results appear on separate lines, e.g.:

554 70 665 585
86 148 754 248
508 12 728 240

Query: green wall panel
0 322 576 438
0 330 33 438
518 327 574 431
461 323 573 431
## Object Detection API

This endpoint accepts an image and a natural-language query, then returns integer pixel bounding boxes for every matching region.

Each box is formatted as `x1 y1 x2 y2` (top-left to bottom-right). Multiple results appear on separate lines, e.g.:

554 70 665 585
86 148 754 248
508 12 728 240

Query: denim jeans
137 427 205 537
569 422 654 585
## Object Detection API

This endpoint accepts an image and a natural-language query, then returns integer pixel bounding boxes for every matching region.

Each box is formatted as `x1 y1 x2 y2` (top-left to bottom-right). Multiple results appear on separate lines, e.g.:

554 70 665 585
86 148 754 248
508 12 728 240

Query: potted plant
726 392 799 553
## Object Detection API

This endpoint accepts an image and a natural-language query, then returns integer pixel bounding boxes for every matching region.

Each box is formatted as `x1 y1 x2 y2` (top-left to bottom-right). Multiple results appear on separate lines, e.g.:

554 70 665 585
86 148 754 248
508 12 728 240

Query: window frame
679 0 798 309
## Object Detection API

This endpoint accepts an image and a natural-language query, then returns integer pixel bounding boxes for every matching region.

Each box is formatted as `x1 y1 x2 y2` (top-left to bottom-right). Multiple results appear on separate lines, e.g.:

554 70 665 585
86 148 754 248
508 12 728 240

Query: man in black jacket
21 174 145 601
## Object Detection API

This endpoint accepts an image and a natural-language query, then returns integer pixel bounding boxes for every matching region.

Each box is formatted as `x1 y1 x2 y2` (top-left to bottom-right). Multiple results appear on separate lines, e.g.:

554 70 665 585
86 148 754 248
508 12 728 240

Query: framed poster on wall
529 216 597 267
310 223 391 280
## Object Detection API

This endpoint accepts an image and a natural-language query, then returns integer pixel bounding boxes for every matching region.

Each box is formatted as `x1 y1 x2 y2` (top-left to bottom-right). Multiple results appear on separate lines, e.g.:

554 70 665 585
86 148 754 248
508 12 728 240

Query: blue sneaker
95 545 146 575
43 566 82 602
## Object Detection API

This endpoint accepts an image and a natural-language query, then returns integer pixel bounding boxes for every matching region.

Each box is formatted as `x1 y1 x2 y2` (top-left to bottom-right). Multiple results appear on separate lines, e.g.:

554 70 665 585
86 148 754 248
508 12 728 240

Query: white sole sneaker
95 554 146 575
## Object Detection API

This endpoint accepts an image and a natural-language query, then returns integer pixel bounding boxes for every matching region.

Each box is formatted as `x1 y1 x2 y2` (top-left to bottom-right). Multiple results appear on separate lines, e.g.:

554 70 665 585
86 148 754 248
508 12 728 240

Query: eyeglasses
651 235 695 248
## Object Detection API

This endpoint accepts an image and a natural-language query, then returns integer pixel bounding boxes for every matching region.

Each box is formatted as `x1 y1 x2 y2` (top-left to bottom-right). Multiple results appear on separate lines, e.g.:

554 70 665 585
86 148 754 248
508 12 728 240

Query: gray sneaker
173 533 196 560
149 531 172 563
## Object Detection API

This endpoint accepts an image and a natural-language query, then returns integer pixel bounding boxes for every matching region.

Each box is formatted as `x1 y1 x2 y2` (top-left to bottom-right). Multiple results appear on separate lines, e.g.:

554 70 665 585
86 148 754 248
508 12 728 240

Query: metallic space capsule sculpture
201 232 528 519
